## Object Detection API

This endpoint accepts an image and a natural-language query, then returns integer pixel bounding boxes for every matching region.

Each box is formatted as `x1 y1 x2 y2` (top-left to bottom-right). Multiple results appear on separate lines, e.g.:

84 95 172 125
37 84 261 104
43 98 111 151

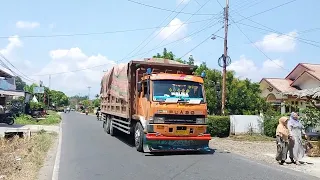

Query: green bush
207 116 230 137
30 102 45 111
263 115 282 138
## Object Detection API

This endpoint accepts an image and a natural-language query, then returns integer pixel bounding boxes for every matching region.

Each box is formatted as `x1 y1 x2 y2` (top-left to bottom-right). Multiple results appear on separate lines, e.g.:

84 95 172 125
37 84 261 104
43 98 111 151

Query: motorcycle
0 111 15 125
96 111 102 121
85 110 88 115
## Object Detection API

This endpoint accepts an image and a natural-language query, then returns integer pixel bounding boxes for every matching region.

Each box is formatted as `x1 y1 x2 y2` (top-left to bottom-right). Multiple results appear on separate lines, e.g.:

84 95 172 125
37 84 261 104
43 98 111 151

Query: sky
0 0 320 99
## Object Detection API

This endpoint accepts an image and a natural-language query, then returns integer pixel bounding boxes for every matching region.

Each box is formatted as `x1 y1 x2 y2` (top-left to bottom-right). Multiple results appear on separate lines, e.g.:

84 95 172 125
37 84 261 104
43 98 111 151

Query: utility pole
221 0 229 115
87 86 91 100
48 75 51 107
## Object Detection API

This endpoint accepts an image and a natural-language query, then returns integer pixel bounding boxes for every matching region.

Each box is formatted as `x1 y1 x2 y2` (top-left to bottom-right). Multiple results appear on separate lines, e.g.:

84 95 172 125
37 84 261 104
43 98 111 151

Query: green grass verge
15 110 61 125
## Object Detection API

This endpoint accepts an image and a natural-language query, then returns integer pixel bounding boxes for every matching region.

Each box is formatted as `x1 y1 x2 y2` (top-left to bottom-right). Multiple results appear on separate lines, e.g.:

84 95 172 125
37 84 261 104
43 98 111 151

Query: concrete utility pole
221 0 229 115
48 75 51 107
87 86 91 100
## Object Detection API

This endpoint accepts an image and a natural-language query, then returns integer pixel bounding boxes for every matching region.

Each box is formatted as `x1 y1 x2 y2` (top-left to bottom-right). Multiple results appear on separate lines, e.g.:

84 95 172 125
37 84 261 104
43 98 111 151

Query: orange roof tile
263 78 297 92
301 63 320 80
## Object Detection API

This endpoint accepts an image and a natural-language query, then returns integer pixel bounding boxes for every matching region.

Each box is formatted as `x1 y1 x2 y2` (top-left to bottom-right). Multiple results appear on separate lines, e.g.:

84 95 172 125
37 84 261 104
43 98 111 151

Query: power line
229 15 288 71
128 0 192 61
31 20 218 77
30 0 297 77
0 19 212 39
139 0 213 59
127 0 216 16
117 0 189 63
179 27 223 59
231 0 297 24
0 53 36 82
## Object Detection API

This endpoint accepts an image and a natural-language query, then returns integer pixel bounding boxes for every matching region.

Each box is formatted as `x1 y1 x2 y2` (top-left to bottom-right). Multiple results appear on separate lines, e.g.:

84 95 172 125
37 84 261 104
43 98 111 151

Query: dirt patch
210 137 320 176
0 132 56 180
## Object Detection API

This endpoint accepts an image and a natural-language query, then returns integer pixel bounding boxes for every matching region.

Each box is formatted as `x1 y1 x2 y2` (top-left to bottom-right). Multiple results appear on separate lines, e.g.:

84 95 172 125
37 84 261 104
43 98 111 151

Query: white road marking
52 121 62 180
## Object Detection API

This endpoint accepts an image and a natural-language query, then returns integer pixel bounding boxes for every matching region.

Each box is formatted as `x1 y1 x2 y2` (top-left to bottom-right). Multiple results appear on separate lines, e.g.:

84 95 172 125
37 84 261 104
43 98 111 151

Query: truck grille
154 114 205 124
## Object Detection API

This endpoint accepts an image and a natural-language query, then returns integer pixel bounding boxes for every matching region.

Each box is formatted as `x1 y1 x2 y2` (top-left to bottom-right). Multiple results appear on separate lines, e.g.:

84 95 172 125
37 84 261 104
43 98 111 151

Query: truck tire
110 119 116 136
134 122 144 152
104 116 111 134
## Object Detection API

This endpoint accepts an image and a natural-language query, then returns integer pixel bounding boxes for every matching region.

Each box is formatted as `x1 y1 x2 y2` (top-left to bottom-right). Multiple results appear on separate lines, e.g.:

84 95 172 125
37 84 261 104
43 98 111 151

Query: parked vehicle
100 58 210 153
0 111 14 125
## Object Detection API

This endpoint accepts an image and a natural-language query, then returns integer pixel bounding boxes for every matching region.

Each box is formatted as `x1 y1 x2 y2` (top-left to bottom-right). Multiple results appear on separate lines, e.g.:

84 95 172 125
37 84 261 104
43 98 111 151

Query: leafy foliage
300 107 320 130
15 76 26 91
22 82 69 108
206 116 230 137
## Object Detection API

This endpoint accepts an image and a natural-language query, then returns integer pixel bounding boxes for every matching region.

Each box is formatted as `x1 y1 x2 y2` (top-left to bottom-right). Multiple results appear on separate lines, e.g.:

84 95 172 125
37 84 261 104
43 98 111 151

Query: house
0 69 25 104
260 63 320 114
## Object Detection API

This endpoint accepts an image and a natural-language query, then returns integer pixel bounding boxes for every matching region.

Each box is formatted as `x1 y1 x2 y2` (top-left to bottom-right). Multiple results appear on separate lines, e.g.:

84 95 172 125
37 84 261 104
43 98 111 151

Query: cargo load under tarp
101 63 128 100
100 58 194 118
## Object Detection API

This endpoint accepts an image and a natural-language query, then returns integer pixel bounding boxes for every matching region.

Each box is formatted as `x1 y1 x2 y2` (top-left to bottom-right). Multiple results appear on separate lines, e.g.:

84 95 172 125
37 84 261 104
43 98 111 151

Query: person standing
287 112 308 164
275 116 290 165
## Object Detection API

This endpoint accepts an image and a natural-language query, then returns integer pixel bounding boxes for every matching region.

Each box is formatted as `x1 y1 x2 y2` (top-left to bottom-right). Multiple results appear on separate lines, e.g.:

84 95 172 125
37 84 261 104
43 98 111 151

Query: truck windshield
152 80 204 103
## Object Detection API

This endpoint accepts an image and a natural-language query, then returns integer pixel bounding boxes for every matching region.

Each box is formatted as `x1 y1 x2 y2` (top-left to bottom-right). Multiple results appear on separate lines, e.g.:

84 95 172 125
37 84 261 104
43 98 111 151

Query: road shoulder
210 137 320 179
37 122 62 180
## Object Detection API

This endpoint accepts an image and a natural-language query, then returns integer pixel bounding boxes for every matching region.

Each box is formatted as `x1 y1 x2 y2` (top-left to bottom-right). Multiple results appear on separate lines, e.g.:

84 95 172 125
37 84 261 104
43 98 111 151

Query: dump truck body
100 58 211 153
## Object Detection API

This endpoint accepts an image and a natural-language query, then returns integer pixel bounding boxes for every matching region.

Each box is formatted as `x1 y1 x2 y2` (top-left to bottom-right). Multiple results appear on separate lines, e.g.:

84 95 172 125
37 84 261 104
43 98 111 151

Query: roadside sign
33 86 45 94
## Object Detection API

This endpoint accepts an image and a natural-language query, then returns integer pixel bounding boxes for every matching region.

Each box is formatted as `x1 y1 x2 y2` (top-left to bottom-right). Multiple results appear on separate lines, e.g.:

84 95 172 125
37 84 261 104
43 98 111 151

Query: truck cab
135 68 210 152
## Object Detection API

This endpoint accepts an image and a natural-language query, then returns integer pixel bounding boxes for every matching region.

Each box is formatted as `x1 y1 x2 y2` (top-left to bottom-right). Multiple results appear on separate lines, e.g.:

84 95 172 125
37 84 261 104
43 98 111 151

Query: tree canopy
22 82 69 107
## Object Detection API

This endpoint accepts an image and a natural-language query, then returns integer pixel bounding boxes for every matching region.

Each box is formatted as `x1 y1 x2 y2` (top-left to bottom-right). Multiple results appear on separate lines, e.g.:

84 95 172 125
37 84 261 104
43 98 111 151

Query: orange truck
100 58 211 153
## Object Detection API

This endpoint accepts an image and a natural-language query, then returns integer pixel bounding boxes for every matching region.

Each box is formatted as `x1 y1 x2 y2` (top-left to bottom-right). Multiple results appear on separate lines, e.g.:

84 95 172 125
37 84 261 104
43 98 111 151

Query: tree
153 48 185 63
300 107 320 130
15 76 26 91
187 55 195 66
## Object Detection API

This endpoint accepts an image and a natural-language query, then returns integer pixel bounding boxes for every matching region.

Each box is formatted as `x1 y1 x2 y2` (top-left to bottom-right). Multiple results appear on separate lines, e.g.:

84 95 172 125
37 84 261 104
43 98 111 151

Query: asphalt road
58 112 319 180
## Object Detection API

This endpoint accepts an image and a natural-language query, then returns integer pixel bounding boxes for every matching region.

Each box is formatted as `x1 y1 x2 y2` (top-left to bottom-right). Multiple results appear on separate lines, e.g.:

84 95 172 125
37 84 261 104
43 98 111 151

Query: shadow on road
114 133 135 148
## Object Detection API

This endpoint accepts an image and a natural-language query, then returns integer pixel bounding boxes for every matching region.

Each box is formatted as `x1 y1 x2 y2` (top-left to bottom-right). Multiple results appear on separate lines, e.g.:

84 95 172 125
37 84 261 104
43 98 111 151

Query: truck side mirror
137 82 142 92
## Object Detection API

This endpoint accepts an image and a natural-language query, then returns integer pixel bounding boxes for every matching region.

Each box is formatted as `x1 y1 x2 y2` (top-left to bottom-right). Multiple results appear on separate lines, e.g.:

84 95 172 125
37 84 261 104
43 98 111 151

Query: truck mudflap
143 133 212 153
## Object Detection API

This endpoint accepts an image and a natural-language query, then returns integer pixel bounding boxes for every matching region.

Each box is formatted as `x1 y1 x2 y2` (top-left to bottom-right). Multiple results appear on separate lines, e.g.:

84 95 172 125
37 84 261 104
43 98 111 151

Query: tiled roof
301 63 320 80
263 78 297 92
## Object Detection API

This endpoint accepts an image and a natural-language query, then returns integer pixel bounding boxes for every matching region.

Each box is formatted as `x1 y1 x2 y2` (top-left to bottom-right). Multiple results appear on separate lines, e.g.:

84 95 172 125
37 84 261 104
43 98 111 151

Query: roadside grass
15 110 61 125
0 132 57 180
229 134 275 142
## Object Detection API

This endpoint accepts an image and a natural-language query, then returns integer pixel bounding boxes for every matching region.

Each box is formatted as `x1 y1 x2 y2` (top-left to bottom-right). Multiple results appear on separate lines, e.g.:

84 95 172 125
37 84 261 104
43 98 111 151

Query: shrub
207 116 230 137
263 114 282 138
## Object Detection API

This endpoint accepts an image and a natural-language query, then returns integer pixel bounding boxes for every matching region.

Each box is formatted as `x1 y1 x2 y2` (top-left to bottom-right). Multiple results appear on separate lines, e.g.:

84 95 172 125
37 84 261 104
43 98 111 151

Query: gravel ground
210 137 319 177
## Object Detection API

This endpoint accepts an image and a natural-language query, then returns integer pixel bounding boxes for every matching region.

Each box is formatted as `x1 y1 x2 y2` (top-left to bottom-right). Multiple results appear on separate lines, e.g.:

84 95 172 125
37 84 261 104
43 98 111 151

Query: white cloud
16 21 40 29
254 31 297 52
35 48 117 94
0 35 24 76
227 55 285 81
0 35 22 57
157 18 187 40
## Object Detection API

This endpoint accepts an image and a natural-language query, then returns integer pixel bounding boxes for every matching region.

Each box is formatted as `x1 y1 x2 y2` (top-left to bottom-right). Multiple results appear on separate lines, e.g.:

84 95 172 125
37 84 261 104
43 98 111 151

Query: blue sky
0 0 319 98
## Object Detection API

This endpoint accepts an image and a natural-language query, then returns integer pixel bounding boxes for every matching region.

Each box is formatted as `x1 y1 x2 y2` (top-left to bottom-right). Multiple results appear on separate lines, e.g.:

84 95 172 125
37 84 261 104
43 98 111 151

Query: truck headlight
196 118 207 124
149 117 165 123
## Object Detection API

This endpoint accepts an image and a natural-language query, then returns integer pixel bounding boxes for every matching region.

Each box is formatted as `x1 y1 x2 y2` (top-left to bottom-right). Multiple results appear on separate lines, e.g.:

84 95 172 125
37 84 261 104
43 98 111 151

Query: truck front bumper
143 133 212 153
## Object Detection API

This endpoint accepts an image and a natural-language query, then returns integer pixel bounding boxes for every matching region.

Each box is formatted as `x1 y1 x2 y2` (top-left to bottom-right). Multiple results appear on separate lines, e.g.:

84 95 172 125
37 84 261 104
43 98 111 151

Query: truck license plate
175 130 189 135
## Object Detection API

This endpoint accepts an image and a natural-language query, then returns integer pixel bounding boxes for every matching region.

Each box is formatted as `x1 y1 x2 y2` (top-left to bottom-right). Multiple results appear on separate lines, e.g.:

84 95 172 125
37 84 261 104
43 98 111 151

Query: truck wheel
134 123 144 152
110 119 116 136
104 116 111 134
